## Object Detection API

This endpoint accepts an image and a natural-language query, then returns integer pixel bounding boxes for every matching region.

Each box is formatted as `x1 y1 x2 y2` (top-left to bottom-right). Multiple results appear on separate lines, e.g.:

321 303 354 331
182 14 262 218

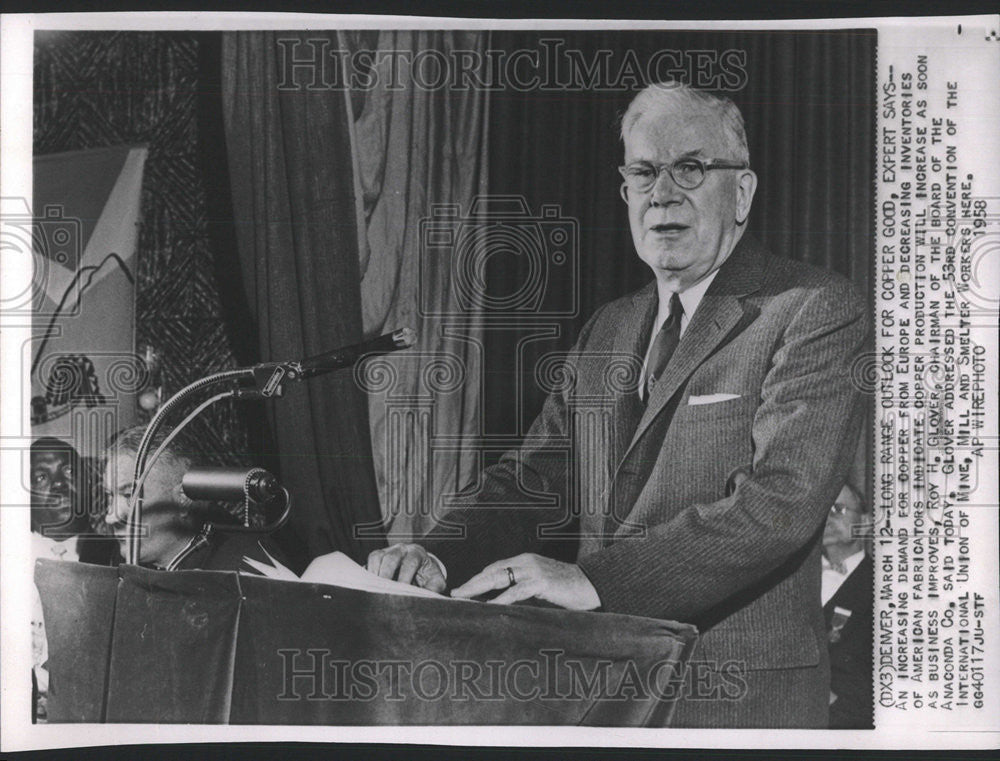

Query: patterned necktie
645 291 683 399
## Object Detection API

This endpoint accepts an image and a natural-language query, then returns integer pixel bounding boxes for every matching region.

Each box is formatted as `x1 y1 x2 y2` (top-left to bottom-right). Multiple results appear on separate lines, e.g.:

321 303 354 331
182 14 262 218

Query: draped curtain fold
349 30 489 541
220 32 384 565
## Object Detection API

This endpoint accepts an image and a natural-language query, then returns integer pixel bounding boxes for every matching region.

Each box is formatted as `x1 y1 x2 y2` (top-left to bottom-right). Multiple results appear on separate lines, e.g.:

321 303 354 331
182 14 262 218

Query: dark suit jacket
825 554 874 728
76 534 121 566
425 235 869 727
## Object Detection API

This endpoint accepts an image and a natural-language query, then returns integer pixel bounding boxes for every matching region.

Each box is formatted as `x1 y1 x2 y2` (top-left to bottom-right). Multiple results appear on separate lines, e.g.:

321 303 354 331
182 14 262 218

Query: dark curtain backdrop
482 29 875 448
220 32 384 566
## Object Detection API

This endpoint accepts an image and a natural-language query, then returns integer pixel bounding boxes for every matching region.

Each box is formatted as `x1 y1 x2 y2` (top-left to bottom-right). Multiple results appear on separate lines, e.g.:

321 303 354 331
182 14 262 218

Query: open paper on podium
244 549 452 600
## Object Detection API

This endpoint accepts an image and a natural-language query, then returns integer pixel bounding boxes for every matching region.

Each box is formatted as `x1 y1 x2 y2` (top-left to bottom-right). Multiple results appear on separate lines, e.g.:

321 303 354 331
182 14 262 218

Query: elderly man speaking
368 81 869 728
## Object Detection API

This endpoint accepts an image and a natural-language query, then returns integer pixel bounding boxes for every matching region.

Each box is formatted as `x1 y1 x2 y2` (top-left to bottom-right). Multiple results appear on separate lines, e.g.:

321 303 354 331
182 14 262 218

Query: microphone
249 327 416 395
296 327 416 380
182 466 281 503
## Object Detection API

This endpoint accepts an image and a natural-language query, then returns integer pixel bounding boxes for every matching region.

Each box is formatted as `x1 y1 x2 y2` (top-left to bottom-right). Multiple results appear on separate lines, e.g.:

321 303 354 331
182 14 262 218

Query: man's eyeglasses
829 501 861 517
619 157 749 192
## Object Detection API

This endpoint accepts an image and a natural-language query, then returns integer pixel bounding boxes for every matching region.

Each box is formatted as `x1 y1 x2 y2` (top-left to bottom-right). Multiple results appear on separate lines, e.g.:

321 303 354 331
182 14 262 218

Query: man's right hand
366 543 446 593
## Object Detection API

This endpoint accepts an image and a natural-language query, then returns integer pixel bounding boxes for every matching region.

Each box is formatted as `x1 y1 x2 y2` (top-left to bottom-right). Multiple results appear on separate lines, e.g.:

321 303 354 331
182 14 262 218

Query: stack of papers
243 549 452 600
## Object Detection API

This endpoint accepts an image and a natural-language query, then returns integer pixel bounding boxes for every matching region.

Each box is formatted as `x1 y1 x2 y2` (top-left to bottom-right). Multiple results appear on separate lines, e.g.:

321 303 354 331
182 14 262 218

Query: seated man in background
103 425 286 573
821 482 874 729
31 436 120 565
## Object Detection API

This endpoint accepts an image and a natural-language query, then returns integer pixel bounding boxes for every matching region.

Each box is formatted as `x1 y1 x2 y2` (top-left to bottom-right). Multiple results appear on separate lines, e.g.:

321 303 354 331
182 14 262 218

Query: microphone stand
126 327 415 565
127 367 264 565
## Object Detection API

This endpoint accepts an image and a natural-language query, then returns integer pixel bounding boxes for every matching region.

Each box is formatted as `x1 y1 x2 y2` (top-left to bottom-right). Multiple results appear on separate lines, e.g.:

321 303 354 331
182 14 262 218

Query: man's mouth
34 496 73 517
648 223 690 235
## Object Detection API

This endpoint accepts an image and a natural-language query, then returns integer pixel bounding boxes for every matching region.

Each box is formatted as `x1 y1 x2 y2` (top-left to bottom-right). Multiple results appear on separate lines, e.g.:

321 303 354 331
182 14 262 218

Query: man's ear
172 481 193 511
735 169 758 225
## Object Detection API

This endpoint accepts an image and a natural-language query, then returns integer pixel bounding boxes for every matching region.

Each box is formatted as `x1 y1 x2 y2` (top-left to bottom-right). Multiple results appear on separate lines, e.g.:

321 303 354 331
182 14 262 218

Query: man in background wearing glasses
370 80 870 728
822 483 874 729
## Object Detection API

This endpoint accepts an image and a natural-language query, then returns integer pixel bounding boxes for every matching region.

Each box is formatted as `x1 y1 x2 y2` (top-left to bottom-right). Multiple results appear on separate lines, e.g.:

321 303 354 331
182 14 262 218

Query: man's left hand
450 553 601 610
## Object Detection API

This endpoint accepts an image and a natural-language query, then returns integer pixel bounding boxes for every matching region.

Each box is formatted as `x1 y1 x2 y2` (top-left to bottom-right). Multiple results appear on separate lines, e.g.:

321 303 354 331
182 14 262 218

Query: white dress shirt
821 548 866 606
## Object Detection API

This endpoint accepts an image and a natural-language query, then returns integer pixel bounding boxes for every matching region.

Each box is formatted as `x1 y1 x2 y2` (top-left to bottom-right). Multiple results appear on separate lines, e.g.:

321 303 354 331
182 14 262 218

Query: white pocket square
688 393 741 406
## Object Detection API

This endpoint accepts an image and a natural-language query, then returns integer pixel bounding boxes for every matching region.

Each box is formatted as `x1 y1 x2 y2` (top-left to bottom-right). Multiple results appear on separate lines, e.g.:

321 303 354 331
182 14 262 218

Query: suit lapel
613 235 765 478
608 282 657 468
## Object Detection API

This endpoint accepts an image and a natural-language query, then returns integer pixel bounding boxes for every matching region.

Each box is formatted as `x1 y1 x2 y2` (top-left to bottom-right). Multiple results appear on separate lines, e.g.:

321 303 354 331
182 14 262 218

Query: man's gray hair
620 81 750 166
105 424 205 469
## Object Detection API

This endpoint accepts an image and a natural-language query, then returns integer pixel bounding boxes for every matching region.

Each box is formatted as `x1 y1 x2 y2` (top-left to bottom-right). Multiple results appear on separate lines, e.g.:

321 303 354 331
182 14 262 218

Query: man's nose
650 167 683 206
106 497 129 526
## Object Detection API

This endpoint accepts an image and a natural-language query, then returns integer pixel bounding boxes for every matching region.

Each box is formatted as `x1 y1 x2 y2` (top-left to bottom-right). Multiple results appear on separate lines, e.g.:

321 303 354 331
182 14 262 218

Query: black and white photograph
1 11 997 753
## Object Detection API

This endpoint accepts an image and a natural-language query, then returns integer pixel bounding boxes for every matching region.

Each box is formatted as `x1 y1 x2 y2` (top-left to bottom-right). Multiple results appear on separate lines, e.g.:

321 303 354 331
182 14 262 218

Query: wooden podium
35 559 697 726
